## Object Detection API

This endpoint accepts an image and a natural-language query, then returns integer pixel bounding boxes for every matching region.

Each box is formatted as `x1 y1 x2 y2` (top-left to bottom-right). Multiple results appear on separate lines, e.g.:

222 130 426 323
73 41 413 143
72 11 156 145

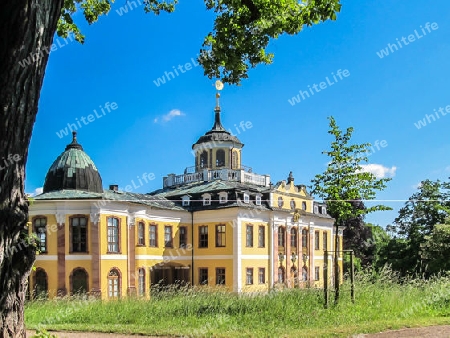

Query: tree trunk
0 0 63 336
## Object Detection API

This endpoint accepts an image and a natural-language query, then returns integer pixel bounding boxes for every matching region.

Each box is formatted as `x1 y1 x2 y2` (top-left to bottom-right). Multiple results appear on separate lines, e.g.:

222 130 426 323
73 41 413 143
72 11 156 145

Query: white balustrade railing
163 168 270 188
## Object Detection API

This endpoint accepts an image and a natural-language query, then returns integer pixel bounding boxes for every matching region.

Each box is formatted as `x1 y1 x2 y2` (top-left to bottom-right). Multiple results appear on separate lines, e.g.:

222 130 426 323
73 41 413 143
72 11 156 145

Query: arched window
138 222 145 246
278 197 284 208
200 151 208 169
34 268 48 298
107 217 120 253
302 201 307 210
290 199 296 210
138 268 145 296
290 228 297 248
216 149 225 167
302 267 308 281
278 267 285 283
231 150 238 169
302 229 308 248
34 217 47 253
71 216 87 252
278 227 285 247
71 268 88 294
291 266 298 284
108 268 121 299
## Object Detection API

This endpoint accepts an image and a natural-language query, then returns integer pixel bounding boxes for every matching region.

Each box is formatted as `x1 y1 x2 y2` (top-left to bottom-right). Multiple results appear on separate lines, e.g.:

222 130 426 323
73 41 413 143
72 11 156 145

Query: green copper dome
43 132 103 193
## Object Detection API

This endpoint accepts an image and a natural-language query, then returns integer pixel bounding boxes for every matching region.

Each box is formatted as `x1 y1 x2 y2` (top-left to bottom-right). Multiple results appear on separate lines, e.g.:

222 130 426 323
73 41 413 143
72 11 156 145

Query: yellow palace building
28 96 342 299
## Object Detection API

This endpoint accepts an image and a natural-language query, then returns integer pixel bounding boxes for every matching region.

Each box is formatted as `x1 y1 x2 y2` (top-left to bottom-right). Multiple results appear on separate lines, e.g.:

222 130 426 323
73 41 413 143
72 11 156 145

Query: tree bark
0 0 63 336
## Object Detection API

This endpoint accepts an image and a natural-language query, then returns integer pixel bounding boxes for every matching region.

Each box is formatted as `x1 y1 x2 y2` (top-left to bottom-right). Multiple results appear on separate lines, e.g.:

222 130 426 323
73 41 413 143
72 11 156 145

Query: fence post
324 250 328 309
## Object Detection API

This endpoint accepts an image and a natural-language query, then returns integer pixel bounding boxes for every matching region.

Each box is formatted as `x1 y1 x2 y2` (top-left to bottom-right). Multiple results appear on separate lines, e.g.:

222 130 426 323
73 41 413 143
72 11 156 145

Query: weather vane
214 80 224 109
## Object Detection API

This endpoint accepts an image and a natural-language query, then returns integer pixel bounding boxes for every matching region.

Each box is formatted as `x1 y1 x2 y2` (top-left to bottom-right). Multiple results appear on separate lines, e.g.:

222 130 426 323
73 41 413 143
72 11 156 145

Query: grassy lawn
25 269 450 337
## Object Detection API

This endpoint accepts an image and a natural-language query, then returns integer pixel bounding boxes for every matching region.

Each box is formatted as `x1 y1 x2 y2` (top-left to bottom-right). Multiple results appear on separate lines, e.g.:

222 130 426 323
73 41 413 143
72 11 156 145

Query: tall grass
25 267 450 337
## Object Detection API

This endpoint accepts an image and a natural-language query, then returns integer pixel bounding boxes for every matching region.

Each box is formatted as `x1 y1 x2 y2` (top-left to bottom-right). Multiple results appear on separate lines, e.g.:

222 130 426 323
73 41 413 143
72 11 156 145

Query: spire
211 92 225 131
65 131 83 150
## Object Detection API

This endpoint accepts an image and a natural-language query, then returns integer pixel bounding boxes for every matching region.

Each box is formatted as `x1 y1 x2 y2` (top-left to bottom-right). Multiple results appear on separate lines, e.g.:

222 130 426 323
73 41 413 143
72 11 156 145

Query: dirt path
27 325 450 337
26 331 157 337
359 325 450 337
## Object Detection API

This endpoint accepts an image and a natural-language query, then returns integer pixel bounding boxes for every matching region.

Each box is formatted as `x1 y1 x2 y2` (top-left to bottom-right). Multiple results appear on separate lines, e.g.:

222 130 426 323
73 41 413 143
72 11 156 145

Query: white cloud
359 164 397 178
27 187 43 197
154 109 185 124
412 182 423 190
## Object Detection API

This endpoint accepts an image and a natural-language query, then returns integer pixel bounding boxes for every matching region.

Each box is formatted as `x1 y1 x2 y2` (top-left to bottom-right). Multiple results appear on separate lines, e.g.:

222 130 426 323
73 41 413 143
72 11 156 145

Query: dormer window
255 195 262 206
278 197 284 208
243 193 250 204
181 195 190 206
219 192 228 204
202 193 211 206
314 205 319 214
322 207 327 215
318 206 323 214
290 199 296 210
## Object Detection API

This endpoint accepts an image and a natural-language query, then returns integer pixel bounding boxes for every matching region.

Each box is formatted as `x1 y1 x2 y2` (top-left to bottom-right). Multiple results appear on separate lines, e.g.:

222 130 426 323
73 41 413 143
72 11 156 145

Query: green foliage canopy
57 0 341 84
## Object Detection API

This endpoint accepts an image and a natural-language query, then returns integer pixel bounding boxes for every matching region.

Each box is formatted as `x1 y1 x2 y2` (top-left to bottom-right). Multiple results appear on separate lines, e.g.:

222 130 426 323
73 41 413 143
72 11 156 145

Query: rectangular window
164 226 173 248
71 216 87 252
258 268 265 284
246 268 254 285
107 217 119 253
215 224 226 247
216 268 225 285
34 217 47 253
256 196 261 206
137 222 145 246
302 229 308 248
199 268 208 285
315 267 320 281
258 226 265 248
315 231 320 250
290 229 297 248
179 226 187 248
199 226 208 248
149 224 157 247
138 268 145 296
246 225 253 247
323 232 328 251
278 227 285 247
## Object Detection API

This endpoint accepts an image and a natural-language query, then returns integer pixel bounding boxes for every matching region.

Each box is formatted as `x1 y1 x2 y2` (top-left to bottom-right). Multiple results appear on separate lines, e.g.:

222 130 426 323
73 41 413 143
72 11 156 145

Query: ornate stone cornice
55 213 65 225
90 212 100 224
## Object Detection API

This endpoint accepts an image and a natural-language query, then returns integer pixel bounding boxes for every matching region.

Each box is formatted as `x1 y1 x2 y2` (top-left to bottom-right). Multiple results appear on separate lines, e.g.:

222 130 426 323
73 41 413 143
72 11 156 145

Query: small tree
310 116 391 304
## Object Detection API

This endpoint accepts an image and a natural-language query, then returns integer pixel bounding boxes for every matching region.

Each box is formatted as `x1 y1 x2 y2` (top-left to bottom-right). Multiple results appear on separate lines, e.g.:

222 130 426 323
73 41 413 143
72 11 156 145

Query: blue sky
26 0 450 227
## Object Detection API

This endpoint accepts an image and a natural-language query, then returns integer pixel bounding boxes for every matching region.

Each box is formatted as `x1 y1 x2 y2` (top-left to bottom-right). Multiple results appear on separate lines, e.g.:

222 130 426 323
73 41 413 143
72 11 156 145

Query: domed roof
192 105 243 148
43 132 103 193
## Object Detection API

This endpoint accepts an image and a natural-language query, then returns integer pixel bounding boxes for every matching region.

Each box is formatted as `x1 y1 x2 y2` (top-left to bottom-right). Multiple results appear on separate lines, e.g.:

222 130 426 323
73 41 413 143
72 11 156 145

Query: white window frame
182 195 190 206
202 193 211 206
219 192 228 204
243 193 250 204
255 195 261 206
